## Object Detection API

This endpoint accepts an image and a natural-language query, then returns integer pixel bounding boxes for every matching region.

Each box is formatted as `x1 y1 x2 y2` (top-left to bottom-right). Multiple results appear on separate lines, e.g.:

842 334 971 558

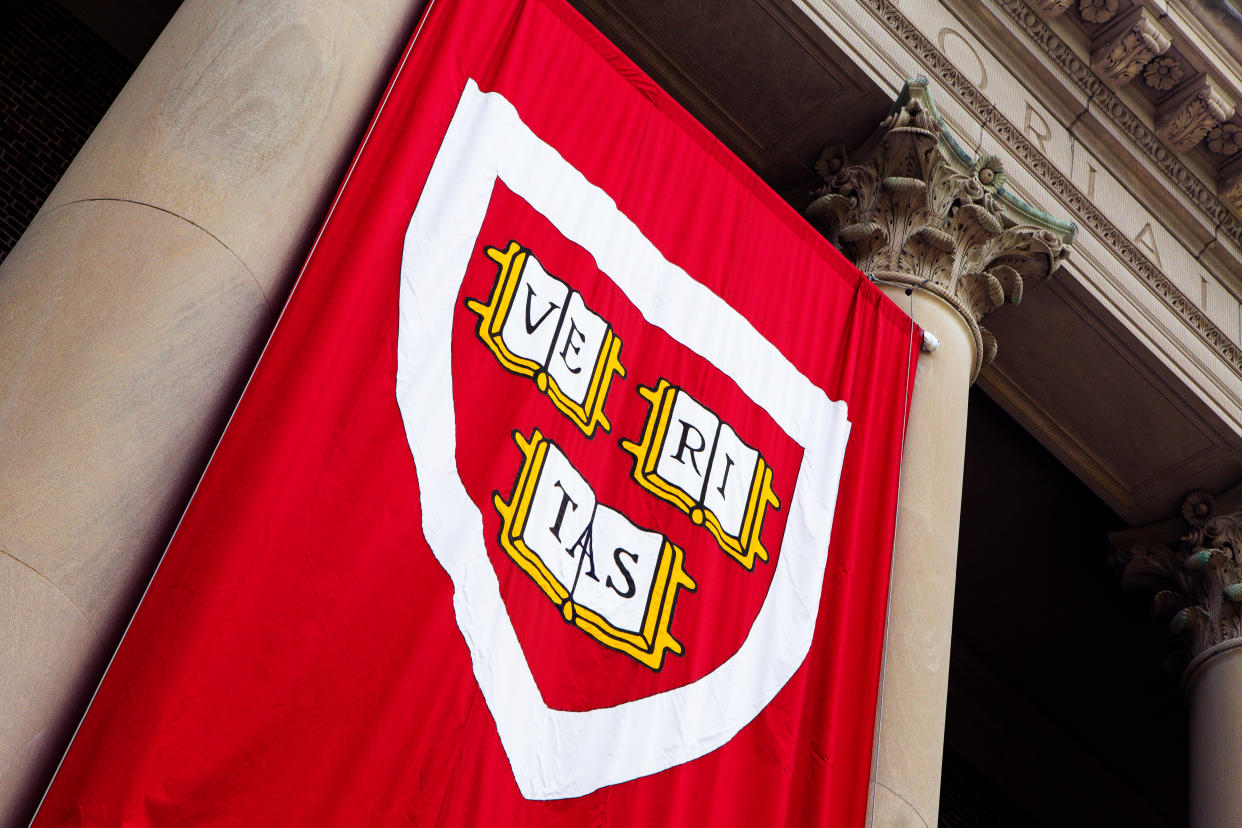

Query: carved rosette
1115 491 1242 679
1207 123 1242 156
1091 10 1171 85
1079 0 1119 24
1157 80 1236 153
805 80 1074 381
1144 56 1184 92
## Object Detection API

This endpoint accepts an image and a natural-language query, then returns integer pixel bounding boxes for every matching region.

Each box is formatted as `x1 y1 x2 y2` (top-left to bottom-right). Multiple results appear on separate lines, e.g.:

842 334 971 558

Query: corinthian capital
1114 490 1242 680
1090 8 1172 85
805 79 1075 381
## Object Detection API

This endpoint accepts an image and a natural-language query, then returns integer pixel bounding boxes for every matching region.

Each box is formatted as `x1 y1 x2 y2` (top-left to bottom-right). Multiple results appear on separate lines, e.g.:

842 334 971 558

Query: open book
494 429 697 670
621 379 780 570
467 241 626 437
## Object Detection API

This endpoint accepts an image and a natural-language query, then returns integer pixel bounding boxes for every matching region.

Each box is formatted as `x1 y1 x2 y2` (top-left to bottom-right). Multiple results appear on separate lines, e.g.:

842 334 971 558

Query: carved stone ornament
1090 9 1172 85
1079 0 1119 24
1156 79 1236 153
805 79 1075 381
1036 0 1074 15
1207 122 1242 156
1115 491 1242 681
1143 56 1184 92
1221 166 1242 214
866 0 1242 373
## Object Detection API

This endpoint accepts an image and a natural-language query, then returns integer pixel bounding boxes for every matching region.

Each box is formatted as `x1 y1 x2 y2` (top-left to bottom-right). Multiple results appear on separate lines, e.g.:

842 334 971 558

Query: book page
520 441 598 591
653 389 720 503
547 290 609 407
571 505 663 635
701 422 761 540
499 251 571 367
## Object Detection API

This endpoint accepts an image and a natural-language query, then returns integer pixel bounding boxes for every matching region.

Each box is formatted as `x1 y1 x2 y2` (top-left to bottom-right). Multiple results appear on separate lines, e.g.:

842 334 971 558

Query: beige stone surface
42 0 423 304
1187 646 1242 828
982 267 1242 524
870 778 930 828
0 554 101 828
0 201 268 828
868 287 974 828
0 201 269 638
0 0 426 822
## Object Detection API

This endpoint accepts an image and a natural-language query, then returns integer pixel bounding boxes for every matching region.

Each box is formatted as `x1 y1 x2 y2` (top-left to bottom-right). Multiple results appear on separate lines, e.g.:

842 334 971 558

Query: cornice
995 0 1242 245
857 0 1242 375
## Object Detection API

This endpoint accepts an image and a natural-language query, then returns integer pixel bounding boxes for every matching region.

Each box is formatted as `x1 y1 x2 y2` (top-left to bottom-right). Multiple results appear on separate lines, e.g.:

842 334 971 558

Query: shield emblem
396 81 852 800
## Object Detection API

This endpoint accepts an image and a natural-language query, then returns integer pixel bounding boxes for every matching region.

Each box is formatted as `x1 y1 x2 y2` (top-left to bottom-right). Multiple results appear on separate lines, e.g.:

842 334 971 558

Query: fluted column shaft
0 1 425 823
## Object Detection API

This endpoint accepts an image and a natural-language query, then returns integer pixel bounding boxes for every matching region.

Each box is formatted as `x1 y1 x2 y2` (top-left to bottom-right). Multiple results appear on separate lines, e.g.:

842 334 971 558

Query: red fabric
36 0 920 824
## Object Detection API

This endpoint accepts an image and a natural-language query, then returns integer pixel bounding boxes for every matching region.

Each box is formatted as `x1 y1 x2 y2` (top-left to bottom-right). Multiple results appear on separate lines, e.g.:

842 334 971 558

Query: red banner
37 0 919 824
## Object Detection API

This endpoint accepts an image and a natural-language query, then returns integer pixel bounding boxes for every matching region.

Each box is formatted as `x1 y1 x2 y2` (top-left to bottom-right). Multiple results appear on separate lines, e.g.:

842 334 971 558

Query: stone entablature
993 0 1242 262
796 0 1242 374
1037 0 1242 169
794 0 1242 524
1009 0 1242 247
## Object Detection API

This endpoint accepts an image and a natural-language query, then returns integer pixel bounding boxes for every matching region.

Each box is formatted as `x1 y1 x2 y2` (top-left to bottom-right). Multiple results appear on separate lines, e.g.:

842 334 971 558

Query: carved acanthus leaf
1035 0 1073 15
806 80 1072 382
1157 80 1236 153
1090 9 1172 85
1114 491 1242 675
1221 169 1242 214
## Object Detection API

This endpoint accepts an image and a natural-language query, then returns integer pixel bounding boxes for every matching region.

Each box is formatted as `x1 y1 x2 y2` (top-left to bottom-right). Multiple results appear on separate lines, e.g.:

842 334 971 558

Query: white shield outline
396 80 851 800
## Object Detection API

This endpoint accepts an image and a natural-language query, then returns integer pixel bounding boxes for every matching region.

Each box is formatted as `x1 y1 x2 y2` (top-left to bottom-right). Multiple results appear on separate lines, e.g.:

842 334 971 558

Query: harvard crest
470 238 782 669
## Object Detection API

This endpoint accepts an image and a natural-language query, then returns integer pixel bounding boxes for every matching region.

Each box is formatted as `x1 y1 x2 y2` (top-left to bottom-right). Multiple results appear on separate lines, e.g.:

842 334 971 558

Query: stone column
1115 488 1242 828
806 80 1074 828
0 1 426 824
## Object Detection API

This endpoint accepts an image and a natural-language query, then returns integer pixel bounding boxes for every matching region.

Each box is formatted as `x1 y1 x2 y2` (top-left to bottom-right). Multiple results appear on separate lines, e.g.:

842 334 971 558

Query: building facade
3 0 1242 825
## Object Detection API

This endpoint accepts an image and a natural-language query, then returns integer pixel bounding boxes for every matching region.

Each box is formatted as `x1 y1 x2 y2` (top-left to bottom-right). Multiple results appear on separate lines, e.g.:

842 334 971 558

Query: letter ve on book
493 429 697 670
466 241 626 437
621 379 780 570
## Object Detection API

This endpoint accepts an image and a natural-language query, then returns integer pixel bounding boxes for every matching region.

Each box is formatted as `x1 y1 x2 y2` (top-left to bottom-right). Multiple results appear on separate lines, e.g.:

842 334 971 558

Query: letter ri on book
466 241 626 437
495 430 696 670
622 380 780 570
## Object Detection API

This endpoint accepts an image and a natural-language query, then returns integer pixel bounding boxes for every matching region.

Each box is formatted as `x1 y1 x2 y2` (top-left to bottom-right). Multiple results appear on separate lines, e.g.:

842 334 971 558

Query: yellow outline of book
493 429 697 671
620 379 781 571
466 241 625 437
